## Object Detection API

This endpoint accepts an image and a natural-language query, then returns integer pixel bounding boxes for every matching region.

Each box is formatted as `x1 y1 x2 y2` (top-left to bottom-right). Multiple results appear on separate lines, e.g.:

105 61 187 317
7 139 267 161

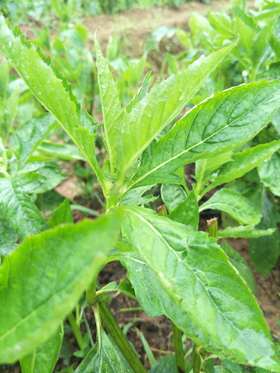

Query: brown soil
20 0 237 58
84 0 232 55
99 262 172 368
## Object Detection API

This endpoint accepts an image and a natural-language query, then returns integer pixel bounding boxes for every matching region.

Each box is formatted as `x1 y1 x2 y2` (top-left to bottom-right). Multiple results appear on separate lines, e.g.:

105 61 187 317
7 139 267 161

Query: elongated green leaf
121 207 280 371
258 152 280 197
95 39 123 170
20 327 64 373
203 141 280 195
131 81 280 187
0 16 103 186
200 187 262 225
116 44 235 176
0 211 120 363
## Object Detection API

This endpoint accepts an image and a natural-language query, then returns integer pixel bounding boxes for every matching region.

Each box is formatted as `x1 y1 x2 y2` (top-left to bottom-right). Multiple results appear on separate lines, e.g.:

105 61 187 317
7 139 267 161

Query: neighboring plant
106 36 149 105
0 15 280 373
152 0 280 274
48 23 95 111
0 0 210 19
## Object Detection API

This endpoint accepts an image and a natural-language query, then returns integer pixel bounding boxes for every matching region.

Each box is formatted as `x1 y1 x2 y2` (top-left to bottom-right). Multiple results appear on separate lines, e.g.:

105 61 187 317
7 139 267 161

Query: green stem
99 302 148 373
93 303 102 349
68 312 85 351
86 276 97 305
71 204 99 217
207 217 218 238
192 345 202 373
172 323 185 372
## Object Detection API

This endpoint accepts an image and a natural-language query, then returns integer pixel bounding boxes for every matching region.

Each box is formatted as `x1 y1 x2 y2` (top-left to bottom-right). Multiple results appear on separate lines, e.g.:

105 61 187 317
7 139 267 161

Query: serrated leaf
0 211 120 363
20 326 64 373
121 207 279 371
130 81 280 187
95 39 123 171
200 187 261 225
258 152 280 197
204 141 280 195
116 44 235 176
0 16 103 186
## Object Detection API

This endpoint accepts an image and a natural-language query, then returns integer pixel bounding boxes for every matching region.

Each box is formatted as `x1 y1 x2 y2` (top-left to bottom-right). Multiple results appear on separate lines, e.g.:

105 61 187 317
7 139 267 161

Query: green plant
156 0 280 275
0 15 280 373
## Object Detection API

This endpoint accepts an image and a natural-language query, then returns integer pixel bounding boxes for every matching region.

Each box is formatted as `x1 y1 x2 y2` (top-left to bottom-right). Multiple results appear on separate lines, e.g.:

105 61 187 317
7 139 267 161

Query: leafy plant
158 0 280 274
0 14 280 373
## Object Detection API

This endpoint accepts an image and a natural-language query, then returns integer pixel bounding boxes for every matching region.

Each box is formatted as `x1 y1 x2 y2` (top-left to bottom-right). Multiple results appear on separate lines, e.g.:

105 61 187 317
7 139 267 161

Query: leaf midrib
128 209 266 339
129 116 258 188
129 83 278 188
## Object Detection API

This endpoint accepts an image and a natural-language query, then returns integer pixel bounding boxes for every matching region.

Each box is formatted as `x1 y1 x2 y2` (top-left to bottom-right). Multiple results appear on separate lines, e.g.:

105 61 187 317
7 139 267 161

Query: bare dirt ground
84 0 232 54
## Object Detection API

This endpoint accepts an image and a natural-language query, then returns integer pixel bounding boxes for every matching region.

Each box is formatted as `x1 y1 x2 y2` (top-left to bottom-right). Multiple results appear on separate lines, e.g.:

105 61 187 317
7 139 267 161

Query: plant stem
86 276 97 305
172 323 185 372
192 345 202 373
207 217 218 238
93 303 102 349
68 312 85 351
99 302 148 373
